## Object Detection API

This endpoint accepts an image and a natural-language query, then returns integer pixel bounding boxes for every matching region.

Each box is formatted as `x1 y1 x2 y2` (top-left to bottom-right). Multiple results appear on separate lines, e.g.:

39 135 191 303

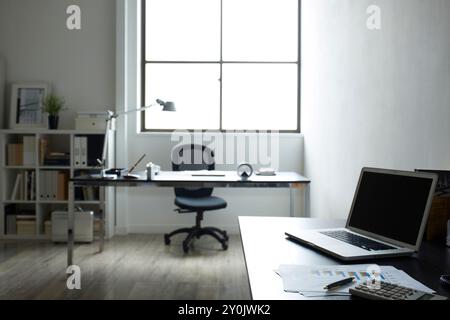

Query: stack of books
16 215 37 236
10 170 36 201
74 135 104 167
5 205 37 236
6 137 35 166
39 171 69 201
44 152 70 166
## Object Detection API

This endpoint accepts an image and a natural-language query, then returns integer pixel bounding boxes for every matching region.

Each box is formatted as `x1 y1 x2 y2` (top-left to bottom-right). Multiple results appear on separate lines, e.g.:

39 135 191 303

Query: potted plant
43 94 65 130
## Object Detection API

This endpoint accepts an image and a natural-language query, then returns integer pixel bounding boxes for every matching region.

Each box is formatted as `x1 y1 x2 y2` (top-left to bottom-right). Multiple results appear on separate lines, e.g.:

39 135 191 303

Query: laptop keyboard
320 230 396 251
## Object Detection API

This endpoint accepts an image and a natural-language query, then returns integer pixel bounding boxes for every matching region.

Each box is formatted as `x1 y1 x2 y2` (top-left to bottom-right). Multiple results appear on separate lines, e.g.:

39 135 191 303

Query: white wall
302 0 450 218
0 0 116 129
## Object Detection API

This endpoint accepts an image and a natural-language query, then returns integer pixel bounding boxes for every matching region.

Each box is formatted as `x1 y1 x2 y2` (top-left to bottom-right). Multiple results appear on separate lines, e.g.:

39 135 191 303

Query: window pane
145 64 220 130
145 0 221 61
222 64 298 130
223 0 298 61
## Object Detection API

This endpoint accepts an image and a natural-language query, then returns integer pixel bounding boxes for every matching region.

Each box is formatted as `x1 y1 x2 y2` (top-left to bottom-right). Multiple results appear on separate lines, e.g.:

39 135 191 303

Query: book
19 172 24 200
74 137 81 167
6 215 17 235
7 144 15 165
15 215 36 221
86 187 95 200
16 144 23 166
44 152 70 166
80 137 87 167
39 171 47 200
23 136 35 166
39 138 49 165
57 171 69 200
50 171 57 200
11 174 22 200
31 171 36 200
7 144 23 166
23 171 28 201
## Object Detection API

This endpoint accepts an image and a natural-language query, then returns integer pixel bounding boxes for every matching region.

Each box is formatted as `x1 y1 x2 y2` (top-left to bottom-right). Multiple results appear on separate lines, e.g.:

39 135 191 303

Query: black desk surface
238 216 450 300
70 170 310 188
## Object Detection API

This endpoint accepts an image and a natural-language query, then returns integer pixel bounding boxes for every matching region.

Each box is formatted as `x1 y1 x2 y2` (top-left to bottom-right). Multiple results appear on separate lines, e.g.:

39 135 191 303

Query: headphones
440 274 450 289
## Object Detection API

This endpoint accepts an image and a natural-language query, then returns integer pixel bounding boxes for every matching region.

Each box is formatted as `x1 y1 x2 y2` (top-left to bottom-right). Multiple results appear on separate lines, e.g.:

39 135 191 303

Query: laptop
285 167 438 261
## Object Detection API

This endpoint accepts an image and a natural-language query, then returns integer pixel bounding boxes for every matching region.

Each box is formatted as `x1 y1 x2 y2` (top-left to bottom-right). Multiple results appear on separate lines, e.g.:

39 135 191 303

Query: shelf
38 200 68 204
4 200 101 205
3 200 36 204
0 129 106 135
4 200 102 205
1 129 114 241
1 234 50 241
75 201 100 204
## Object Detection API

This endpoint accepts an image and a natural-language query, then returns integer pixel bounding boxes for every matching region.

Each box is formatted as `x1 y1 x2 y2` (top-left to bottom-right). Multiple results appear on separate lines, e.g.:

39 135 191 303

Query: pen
323 277 355 290
128 154 146 174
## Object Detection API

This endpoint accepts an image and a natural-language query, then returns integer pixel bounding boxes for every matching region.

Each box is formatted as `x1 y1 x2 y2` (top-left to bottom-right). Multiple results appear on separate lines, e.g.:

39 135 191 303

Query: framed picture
9 83 50 129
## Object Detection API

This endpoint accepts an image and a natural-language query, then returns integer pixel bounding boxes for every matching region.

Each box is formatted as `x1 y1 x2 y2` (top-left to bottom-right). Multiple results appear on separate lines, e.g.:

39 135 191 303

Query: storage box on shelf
0 129 115 240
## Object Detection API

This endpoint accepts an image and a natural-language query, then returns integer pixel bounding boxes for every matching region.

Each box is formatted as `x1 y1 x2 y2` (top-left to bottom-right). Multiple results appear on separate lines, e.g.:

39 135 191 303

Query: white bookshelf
0 129 115 240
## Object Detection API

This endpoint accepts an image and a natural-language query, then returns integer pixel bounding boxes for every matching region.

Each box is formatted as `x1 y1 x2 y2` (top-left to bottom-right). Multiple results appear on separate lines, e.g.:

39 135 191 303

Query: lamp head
162 101 176 112
156 99 176 112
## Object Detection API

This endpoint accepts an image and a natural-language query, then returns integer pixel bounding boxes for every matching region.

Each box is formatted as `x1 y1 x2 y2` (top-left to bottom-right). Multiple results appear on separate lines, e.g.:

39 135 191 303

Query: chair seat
175 196 227 211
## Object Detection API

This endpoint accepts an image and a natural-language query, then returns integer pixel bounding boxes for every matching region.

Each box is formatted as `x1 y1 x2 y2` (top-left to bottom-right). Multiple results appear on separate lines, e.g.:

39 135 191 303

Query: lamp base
92 169 117 180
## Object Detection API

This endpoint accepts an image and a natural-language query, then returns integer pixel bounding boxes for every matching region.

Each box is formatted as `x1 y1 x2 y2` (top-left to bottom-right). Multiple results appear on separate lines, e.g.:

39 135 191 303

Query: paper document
187 170 228 177
275 264 434 298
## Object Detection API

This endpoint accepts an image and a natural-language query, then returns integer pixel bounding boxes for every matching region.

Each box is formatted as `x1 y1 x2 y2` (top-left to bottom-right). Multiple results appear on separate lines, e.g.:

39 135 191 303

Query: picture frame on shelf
9 83 50 129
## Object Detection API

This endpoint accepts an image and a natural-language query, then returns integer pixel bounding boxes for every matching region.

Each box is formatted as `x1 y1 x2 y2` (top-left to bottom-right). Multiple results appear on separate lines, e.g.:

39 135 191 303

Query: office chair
164 144 229 253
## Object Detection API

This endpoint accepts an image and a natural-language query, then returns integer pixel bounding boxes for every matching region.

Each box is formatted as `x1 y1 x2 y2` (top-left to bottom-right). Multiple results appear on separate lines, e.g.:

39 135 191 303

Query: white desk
68 171 310 266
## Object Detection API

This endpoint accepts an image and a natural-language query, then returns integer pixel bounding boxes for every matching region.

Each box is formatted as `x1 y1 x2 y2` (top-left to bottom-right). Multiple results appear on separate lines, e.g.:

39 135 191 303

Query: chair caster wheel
222 242 228 251
164 234 171 245
183 242 190 253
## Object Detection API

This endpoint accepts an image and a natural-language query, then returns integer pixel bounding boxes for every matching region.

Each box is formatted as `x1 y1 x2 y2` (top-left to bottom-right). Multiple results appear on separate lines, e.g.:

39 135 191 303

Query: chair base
164 226 229 253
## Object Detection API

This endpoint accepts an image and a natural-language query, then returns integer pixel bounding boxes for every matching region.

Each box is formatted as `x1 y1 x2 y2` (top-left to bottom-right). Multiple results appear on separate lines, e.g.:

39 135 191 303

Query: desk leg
67 181 75 267
99 185 106 253
289 188 294 217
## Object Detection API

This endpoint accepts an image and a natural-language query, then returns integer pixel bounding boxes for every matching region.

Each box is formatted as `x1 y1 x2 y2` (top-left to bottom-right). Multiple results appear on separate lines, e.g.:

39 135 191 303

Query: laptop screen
348 171 434 246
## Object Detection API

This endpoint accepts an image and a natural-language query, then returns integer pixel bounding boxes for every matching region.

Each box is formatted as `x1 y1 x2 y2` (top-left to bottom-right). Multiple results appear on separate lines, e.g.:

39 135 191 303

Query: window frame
141 0 301 133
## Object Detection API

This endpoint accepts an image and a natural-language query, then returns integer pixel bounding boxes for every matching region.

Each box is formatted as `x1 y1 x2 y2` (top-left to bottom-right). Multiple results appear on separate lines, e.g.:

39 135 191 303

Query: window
142 0 299 131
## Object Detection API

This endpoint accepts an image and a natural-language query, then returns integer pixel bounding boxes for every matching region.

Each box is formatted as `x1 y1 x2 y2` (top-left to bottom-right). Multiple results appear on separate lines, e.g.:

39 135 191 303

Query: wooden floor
0 234 251 300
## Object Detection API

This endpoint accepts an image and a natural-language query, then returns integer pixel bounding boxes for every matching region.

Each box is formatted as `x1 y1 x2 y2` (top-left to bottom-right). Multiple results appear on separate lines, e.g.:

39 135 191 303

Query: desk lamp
97 99 176 177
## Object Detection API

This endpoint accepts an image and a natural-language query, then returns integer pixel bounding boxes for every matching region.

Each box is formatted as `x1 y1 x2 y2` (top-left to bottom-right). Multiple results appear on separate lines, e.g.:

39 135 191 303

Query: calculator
349 281 448 300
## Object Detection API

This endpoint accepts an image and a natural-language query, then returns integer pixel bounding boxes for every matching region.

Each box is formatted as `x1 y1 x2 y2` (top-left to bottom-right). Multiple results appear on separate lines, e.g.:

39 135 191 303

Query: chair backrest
171 144 215 198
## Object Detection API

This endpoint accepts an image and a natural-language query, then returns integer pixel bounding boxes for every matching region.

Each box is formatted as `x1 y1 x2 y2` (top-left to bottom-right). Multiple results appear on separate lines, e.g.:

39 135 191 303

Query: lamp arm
97 104 158 176
113 102 161 118
97 99 171 177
